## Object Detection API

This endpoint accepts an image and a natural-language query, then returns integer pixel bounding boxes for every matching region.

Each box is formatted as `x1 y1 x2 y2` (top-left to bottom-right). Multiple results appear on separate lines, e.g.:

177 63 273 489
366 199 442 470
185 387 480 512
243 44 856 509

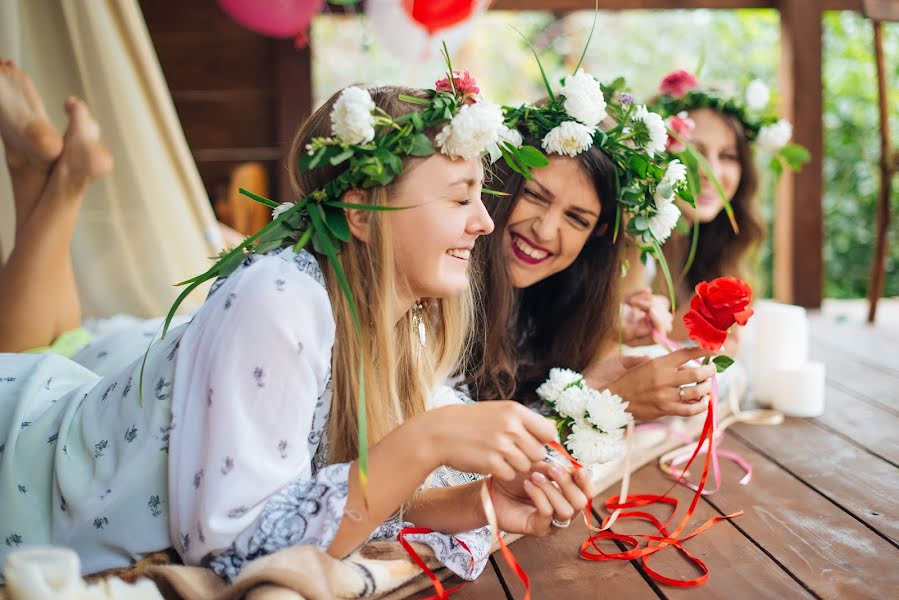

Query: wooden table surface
409 308 899 599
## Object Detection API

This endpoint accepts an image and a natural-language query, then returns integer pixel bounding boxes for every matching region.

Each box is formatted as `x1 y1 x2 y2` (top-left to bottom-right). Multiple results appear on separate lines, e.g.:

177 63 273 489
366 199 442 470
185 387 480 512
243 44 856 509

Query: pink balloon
218 0 324 38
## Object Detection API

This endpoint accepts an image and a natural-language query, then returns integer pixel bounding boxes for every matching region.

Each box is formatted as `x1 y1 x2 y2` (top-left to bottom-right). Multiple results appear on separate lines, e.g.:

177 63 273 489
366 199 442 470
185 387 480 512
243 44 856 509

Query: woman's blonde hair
288 86 475 463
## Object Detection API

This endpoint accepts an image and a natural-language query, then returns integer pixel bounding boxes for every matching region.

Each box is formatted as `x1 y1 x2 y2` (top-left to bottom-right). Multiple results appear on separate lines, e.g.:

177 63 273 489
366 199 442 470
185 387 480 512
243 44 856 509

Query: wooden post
775 0 824 307
275 40 313 203
866 18 895 322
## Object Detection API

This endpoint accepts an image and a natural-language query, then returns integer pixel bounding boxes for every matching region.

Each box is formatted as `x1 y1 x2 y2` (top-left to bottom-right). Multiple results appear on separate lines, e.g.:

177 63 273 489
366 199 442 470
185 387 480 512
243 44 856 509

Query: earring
411 301 426 348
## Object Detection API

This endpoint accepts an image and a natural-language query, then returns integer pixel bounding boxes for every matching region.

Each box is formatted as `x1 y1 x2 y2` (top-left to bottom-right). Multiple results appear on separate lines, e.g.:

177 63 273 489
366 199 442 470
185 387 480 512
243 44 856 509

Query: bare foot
53 96 113 188
0 59 62 168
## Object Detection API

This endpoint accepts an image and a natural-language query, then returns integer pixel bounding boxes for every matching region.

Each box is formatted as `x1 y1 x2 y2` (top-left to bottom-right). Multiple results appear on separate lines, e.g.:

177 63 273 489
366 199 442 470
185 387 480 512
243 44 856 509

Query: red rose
683 277 754 351
435 69 480 105
665 111 695 152
659 69 699 98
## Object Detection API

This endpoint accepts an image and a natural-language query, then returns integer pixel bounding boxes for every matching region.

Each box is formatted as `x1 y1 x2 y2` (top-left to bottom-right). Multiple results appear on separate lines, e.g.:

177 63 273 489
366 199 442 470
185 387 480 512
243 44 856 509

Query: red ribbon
398 477 531 599
577 398 743 586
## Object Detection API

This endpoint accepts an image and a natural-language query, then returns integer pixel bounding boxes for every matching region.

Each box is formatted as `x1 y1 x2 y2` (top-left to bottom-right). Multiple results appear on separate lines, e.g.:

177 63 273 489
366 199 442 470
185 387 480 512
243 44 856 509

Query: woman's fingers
546 464 589 510
522 479 553 536
668 396 709 417
672 363 717 387
659 346 713 367
531 472 576 521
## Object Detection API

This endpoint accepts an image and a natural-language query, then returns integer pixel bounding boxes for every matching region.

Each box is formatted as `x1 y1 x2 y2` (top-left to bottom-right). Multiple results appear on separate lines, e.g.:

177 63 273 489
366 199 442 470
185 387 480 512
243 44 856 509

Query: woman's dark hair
667 110 765 304
465 141 623 403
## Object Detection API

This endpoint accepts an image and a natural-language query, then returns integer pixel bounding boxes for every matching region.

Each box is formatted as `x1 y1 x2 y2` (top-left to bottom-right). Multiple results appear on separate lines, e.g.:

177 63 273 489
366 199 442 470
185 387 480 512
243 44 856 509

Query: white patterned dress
0 248 490 583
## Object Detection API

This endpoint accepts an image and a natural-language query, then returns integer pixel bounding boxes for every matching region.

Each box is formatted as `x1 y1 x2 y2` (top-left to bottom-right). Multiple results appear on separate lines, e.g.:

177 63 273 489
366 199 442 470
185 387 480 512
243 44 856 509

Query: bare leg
0 97 112 351
0 59 63 236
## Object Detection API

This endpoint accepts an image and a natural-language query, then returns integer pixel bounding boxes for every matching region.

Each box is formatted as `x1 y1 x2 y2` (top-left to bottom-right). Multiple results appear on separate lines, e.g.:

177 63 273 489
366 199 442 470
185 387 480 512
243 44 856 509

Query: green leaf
511 26 555 103
712 355 735 373
629 154 649 179
239 188 279 209
324 200 407 211
398 94 430 105
633 215 649 231
218 250 248 278
499 143 528 178
770 155 784 178
516 145 549 168
409 133 434 156
330 148 355 166
779 143 811 171
325 207 351 242
481 188 510 197
651 237 677 312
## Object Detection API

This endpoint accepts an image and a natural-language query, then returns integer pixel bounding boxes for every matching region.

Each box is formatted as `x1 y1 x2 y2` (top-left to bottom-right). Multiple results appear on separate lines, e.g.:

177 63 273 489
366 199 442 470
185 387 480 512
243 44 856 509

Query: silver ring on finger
551 517 572 528
678 386 686 400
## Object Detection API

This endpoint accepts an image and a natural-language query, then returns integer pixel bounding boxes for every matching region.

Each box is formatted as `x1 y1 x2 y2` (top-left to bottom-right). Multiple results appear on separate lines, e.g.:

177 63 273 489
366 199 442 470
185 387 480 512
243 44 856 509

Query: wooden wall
139 0 310 208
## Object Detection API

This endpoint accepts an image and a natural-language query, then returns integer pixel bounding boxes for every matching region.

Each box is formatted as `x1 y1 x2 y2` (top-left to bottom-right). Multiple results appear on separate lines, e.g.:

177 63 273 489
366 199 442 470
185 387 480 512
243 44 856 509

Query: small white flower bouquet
536 368 633 467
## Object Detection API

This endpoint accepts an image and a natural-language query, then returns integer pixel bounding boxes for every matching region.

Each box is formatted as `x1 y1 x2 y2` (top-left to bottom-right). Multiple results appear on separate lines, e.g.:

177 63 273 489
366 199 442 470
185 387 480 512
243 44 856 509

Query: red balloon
403 0 475 34
218 0 324 38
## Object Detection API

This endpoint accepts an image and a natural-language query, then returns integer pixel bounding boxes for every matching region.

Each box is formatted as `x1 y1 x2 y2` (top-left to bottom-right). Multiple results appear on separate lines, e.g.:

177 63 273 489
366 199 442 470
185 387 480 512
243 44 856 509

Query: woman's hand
419 401 559 482
620 289 673 346
603 347 717 422
491 461 596 536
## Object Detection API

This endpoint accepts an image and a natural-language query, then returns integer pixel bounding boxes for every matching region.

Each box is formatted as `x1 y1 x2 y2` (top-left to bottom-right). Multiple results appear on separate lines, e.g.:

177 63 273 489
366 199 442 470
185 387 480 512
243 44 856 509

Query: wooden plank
406 562 510 599
151 33 274 92
491 511 659 598
809 318 899 371
173 97 275 151
814 385 899 465
810 343 899 414
275 40 312 202
704 435 899 598
139 0 264 36
731 418 899 543
593 460 811 598
775 0 825 308
863 0 899 21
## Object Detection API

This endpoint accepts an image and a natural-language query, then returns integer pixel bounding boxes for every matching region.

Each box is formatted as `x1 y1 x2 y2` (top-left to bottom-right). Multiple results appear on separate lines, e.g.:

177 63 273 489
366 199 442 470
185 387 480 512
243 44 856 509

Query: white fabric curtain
0 0 218 318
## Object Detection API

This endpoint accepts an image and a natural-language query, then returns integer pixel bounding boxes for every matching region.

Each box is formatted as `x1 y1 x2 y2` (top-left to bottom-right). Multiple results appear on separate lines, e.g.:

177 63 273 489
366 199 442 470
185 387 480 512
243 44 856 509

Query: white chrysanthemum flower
632 106 668 157
541 121 594 157
498 125 524 148
555 385 592 421
330 87 376 145
271 202 294 220
745 79 770 111
756 119 792 151
560 68 607 127
585 388 632 433
661 159 688 189
565 422 625 465
648 201 681 243
536 368 583 403
435 101 503 160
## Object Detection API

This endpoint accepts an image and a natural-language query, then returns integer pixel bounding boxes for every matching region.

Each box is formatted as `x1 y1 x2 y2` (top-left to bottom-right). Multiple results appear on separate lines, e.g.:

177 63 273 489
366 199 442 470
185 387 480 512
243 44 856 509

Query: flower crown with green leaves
495 50 692 306
147 47 507 499
650 70 810 178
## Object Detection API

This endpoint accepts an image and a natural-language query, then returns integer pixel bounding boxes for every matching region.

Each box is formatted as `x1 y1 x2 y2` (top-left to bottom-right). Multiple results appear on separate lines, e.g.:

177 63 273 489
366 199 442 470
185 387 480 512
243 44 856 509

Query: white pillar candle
4 547 83 600
750 301 809 404
770 362 826 417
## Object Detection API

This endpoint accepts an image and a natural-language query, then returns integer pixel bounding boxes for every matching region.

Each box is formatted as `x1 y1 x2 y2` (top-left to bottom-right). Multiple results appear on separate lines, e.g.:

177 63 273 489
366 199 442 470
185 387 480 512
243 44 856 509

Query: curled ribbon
398 478 531 600
651 329 783 494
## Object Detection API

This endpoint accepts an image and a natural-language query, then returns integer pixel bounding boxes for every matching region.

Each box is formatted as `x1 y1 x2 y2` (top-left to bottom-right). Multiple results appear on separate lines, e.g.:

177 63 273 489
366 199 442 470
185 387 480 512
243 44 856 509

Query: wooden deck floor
411 300 899 599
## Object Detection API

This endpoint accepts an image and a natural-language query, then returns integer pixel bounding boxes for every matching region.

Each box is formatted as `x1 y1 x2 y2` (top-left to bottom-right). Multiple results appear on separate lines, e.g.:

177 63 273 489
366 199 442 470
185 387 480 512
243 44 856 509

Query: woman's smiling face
501 156 602 289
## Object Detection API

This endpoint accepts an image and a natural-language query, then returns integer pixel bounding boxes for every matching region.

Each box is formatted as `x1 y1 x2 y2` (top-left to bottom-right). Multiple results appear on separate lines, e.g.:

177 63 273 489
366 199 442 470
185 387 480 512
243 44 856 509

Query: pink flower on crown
435 69 480 105
659 70 698 98
666 111 695 152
